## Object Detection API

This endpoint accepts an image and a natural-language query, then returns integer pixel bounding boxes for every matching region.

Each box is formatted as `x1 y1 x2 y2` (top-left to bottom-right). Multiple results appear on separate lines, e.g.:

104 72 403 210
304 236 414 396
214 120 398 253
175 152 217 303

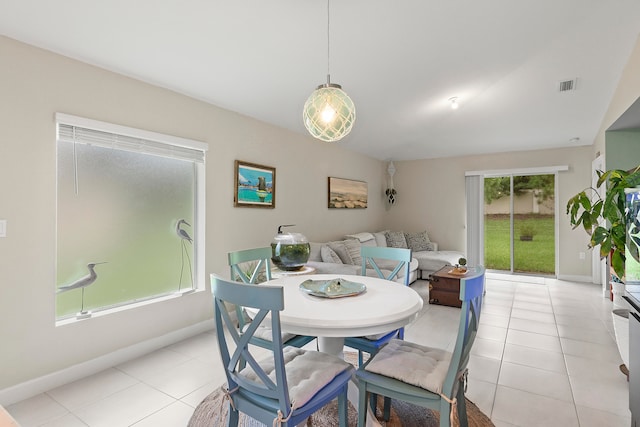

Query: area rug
188 387 493 427
189 353 494 427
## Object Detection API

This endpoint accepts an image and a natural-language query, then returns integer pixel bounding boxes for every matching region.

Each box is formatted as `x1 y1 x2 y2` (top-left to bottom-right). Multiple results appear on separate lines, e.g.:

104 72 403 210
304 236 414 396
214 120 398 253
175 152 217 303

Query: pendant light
303 0 356 142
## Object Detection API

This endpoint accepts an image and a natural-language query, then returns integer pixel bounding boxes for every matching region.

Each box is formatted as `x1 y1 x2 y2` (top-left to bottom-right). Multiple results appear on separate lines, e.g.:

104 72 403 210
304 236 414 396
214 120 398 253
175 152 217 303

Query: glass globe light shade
303 83 356 142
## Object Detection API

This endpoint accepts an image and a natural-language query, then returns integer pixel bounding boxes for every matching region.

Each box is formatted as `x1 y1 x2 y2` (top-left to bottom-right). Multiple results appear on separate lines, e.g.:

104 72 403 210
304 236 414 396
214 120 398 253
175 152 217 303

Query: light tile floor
6 273 632 426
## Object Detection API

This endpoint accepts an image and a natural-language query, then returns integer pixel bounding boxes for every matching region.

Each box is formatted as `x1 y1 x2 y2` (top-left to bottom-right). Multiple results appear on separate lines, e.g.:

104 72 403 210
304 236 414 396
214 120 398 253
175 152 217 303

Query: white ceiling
2 0 639 160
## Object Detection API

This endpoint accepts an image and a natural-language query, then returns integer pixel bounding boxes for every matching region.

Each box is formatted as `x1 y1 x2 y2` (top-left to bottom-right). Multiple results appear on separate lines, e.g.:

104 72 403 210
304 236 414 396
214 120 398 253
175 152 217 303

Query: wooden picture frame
328 177 368 209
234 160 276 208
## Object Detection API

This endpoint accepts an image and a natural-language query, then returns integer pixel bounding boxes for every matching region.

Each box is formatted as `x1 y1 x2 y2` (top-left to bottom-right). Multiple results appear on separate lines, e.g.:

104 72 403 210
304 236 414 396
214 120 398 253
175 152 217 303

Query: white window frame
55 113 208 323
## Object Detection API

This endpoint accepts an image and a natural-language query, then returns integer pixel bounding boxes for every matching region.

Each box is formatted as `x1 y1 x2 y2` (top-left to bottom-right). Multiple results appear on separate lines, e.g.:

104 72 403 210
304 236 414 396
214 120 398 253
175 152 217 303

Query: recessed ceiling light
569 137 580 143
449 97 459 110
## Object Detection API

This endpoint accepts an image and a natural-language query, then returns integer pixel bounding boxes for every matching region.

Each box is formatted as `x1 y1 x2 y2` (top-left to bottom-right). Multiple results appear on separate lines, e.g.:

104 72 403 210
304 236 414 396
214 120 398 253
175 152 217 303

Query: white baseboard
0 321 214 406
556 274 592 283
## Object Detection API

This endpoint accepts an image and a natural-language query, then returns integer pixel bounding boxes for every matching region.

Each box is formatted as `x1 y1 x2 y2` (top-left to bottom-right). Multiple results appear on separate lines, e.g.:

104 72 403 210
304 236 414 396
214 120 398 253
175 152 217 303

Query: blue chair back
441 266 485 397
229 247 272 284
211 274 292 414
227 247 316 351
211 274 352 426
354 266 485 426
361 246 412 285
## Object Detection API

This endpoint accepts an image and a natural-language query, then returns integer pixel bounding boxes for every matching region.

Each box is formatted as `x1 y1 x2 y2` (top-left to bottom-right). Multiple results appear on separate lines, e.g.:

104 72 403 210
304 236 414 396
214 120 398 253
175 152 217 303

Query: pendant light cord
326 0 331 84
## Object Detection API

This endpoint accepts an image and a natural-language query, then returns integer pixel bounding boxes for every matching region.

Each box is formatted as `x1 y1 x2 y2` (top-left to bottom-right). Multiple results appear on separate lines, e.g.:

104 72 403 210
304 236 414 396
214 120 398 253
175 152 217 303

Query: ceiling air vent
558 78 578 92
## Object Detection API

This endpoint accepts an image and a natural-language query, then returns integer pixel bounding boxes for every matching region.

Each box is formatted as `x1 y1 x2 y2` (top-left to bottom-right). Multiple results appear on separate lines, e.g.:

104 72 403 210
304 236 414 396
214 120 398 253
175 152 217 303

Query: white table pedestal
317 336 345 358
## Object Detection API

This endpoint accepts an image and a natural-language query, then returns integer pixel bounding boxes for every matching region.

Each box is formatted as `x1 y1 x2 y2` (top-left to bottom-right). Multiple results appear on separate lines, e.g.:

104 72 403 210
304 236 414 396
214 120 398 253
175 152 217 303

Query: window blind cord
72 127 79 195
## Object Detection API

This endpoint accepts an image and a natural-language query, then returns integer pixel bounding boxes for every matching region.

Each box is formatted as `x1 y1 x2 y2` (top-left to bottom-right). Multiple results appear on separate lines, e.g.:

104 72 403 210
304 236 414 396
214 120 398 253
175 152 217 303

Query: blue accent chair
355 266 485 426
228 247 315 349
344 246 413 366
211 274 354 427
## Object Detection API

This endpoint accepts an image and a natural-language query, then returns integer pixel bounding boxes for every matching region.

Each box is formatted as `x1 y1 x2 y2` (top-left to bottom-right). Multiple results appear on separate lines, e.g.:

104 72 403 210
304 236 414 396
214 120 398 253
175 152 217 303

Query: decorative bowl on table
299 278 366 298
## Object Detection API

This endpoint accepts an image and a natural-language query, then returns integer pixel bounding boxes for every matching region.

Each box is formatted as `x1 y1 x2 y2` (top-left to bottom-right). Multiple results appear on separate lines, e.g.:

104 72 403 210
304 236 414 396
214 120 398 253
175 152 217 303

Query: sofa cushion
326 240 350 263
327 239 362 265
405 231 435 252
345 232 376 247
413 250 464 273
308 242 323 262
385 231 408 248
306 260 360 275
343 239 363 265
373 230 389 247
321 245 342 263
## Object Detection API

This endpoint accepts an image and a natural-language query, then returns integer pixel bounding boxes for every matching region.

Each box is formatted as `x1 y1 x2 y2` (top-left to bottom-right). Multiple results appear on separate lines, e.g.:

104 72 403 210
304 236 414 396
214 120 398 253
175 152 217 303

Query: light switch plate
0 220 6 237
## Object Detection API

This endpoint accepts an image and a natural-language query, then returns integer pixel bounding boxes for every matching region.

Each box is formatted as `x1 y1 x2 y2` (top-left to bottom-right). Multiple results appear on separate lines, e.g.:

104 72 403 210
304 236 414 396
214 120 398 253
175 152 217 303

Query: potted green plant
566 165 640 281
452 257 468 273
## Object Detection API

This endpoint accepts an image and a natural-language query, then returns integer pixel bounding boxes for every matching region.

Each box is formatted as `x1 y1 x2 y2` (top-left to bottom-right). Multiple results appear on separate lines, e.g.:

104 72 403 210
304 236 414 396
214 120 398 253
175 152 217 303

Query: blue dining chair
344 245 412 366
211 274 354 427
228 247 315 349
355 266 485 427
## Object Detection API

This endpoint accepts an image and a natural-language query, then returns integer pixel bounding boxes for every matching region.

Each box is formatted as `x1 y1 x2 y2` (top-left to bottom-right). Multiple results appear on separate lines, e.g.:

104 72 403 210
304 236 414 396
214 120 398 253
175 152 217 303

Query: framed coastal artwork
328 177 367 209
234 160 276 208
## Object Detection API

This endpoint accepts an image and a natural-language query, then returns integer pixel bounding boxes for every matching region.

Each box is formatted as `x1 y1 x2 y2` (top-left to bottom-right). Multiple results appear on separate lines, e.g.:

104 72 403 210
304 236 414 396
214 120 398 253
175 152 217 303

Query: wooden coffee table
428 266 466 308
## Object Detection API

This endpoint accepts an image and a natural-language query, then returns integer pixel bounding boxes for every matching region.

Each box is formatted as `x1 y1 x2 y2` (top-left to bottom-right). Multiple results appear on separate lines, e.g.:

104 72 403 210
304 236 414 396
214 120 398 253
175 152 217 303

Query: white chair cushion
364 339 452 394
243 323 296 343
241 347 353 407
364 331 394 340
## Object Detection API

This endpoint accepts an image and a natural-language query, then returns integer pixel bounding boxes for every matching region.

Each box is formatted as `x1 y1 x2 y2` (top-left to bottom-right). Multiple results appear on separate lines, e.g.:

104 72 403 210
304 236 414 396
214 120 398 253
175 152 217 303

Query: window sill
55 288 202 327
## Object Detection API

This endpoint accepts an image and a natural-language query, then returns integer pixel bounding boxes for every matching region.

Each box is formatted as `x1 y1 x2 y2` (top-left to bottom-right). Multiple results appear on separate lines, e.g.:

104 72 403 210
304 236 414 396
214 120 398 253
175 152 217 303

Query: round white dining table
258 273 422 427
262 273 423 356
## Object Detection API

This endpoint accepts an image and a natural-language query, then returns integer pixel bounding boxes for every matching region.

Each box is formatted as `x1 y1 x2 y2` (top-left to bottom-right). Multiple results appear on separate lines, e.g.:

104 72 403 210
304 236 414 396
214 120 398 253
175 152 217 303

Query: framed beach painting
328 177 367 209
234 160 276 208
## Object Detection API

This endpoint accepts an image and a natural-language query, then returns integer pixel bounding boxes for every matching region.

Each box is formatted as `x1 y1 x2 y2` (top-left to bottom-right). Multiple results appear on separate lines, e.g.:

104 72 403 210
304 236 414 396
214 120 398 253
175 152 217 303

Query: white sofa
306 230 465 284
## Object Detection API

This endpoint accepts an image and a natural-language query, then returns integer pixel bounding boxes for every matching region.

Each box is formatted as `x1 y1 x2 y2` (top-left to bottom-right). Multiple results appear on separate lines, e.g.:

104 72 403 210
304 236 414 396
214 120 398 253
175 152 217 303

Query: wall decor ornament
328 177 367 209
234 160 276 208
386 161 397 205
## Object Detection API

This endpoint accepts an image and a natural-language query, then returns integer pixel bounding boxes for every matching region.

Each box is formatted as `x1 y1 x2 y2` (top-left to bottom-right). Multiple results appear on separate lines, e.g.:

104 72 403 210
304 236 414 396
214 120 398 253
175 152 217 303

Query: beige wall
0 36 386 392
383 146 594 278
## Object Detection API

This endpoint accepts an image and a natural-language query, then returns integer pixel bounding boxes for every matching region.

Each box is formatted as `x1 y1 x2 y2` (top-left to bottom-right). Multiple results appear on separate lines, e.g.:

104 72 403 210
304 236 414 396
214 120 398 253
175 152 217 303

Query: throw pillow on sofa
344 232 376 247
342 239 363 265
373 230 389 247
405 231 436 252
385 231 408 249
321 245 343 263
326 239 362 265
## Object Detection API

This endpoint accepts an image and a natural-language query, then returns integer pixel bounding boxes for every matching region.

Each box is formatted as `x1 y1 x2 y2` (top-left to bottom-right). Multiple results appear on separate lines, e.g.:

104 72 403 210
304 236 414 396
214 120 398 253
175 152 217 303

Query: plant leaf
591 226 609 245
611 250 626 281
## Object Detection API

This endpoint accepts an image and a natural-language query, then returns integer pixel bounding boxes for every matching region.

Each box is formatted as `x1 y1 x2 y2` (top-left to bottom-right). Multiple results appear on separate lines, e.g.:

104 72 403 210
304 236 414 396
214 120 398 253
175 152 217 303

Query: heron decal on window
57 262 107 316
176 219 193 290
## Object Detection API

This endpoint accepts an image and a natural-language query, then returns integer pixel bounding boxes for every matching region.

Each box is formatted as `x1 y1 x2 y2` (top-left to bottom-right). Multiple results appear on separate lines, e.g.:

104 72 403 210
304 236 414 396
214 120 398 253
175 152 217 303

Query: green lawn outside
484 215 555 274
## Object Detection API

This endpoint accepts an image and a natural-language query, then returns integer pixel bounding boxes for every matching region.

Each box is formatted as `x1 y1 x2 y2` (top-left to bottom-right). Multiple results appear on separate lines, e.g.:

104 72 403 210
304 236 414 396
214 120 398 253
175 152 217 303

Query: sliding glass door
483 174 555 275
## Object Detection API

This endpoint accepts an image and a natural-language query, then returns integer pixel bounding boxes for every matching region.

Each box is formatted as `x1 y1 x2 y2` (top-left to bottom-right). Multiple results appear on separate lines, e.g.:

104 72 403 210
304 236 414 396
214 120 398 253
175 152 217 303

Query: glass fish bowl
271 226 310 271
